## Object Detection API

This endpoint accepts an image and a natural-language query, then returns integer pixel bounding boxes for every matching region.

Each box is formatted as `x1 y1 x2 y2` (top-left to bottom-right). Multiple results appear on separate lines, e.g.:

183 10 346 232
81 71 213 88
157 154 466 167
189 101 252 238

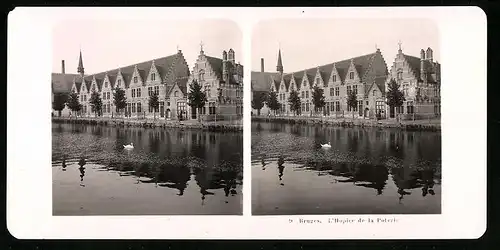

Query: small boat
123 143 134 150
321 142 332 148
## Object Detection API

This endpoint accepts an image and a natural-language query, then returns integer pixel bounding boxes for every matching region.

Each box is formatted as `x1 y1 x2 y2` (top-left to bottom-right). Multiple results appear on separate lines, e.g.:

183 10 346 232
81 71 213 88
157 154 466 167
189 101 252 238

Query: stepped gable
52 73 80 94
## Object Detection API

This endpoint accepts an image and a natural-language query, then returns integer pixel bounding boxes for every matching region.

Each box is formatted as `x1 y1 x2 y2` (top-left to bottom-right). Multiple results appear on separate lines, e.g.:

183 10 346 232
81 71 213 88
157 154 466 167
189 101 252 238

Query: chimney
261 58 264 72
61 60 65 74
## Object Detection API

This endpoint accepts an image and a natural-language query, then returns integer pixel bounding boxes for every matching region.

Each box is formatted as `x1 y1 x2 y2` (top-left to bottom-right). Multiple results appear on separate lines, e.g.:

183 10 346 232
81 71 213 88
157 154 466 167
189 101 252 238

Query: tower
276 49 283 74
77 49 85 77
420 48 426 82
228 48 235 64
222 50 228 82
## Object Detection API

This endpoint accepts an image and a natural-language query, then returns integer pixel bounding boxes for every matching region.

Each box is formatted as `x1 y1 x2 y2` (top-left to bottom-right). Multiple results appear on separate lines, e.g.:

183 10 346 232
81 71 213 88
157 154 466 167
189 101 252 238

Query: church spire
276 48 283 74
77 49 85 76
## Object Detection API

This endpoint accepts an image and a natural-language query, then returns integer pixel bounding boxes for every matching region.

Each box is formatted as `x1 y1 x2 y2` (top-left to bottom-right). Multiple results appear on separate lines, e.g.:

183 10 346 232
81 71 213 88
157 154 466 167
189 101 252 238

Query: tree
386 78 405 120
288 90 301 116
347 90 358 119
312 86 326 116
67 92 82 118
148 91 160 120
267 91 280 116
52 93 68 117
251 92 266 116
89 90 103 117
113 87 127 117
187 80 207 121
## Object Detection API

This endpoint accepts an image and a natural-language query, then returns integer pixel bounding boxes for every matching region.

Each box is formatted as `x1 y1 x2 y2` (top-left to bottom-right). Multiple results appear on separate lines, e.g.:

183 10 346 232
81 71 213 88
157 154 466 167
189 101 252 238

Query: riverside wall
251 116 440 132
52 117 243 132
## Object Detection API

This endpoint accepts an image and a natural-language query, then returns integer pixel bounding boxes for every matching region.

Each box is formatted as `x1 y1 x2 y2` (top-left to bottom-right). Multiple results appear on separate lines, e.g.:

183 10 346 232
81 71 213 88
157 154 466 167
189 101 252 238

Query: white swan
123 142 134 150
321 142 332 148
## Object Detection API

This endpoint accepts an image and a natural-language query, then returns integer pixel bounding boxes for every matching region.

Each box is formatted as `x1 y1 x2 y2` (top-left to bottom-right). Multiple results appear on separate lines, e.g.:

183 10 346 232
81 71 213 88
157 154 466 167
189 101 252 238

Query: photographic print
51 19 244 215
251 19 442 215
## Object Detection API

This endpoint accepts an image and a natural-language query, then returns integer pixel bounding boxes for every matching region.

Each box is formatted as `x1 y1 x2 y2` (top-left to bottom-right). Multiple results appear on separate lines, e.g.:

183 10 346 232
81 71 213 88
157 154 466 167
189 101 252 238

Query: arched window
349 72 354 79
174 91 179 97
151 73 155 81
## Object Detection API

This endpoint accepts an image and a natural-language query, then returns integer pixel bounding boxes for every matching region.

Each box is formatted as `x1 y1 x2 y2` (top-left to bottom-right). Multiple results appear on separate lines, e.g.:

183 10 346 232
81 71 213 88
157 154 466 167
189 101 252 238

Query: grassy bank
251 116 440 132
52 117 243 132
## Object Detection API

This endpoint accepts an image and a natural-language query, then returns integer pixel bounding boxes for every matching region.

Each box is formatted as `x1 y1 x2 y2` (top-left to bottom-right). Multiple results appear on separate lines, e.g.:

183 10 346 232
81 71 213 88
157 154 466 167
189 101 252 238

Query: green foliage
67 92 82 112
148 91 160 119
113 87 127 112
386 78 405 108
267 91 280 113
251 92 266 114
52 93 68 113
347 90 357 118
288 90 301 116
89 90 103 116
312 86 326 113
187 80 207 109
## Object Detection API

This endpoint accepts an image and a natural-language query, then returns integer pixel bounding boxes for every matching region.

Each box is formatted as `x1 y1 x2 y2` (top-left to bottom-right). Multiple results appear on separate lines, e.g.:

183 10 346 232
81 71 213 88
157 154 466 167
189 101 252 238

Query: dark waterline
251 122 441 215
52 123 243 215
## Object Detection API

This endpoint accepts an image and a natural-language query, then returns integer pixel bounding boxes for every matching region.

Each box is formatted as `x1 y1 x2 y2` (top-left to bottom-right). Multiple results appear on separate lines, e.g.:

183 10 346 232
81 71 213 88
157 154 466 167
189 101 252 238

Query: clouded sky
52 19 242 75
252 19 439 73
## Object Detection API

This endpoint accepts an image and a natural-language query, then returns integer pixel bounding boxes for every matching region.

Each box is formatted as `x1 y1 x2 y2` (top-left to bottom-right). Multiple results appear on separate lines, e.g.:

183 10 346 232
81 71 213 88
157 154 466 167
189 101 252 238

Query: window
132 103 136 113
132 89 136 98
208 102 215 115
332 75 336 82
330 88 334 96
336 101 340 111
134 76 138 83
107 92 110 100
306 91 309 98
174 91 179 97
373 89 376 96
358 100 363 113
151 73 155 81
353 85 358 95
154 86 159 95
167 101 170 106
349 72 354 79
107 104 110 113
397 71 403 80
330 102 334 111
316 78 320 86
347 86 351 95
376 101 384 114
137 103 141 113
148 87 153 96
301 103 305 112
105 81 108 88
301 91 304 98
335 87 339 96
407 101 414 114
306 102 310 112
117 79 121 87
137 88 141 97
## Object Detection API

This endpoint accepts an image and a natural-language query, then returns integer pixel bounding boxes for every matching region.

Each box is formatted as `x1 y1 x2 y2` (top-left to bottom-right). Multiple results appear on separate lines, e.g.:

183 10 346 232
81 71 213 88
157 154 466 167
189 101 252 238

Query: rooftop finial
200 41 204 52
398 40 402 50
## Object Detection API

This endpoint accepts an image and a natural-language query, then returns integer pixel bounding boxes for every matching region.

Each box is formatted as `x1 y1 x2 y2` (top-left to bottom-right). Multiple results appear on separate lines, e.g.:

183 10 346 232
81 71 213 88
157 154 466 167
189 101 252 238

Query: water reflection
78 157 86 187
252 122 441 214
53 123 243 215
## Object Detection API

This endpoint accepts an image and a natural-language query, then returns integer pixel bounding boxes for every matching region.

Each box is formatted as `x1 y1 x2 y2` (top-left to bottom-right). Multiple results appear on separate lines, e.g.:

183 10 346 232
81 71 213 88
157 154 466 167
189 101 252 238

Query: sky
52 19 242 75
252 19 439 73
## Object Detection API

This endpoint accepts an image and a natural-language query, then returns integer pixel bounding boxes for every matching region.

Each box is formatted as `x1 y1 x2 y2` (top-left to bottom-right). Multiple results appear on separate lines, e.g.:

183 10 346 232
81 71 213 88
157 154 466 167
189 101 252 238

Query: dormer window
151 73 156 81
134 76 138 83
349 72 354 79
104 81 108 88
174 91 179 97
118 79 121 87
316 78 320 85
333 75 336 82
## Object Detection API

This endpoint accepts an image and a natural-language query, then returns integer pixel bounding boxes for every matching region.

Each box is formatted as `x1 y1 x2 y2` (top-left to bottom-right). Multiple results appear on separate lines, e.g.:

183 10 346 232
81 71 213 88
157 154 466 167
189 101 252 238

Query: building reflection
330 163 389 195
391 166 437 203
78 157 86 187
278 155 285 186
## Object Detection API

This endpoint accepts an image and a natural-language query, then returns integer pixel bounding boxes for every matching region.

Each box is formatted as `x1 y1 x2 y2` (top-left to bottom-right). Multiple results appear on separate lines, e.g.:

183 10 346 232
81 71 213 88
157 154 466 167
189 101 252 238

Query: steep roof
106 74 116 88
51 73 80 94
281 52 378 87
78 53 182 89
283 74 292 91
402 54 439 83
305 70 315 87
205 55 223 79
251 71 280 92
293 74 303 90
367 75 387 96
167 77 189 96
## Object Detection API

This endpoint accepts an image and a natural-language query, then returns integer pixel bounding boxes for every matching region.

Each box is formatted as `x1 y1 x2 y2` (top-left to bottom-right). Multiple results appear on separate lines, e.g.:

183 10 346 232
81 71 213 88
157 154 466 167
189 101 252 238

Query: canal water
251 122 441 215
52 123 243 215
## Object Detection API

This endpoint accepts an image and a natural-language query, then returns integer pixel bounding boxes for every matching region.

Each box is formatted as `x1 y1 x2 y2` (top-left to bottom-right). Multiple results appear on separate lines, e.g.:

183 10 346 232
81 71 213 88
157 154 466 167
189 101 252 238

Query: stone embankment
251 116 440 132
52 117 243 132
